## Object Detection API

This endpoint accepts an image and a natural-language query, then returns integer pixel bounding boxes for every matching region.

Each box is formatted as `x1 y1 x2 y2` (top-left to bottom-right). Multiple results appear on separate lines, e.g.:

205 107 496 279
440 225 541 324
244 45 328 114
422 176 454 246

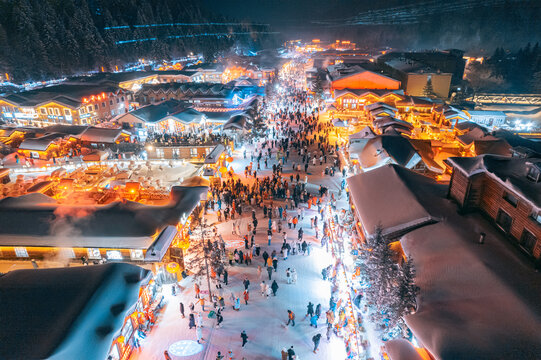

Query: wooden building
0 84 130 126
447 155 541 260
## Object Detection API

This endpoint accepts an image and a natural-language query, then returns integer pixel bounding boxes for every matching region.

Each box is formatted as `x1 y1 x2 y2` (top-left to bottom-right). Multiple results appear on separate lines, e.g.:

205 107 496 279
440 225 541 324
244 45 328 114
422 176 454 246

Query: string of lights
115 31 280 45
105 22 270 30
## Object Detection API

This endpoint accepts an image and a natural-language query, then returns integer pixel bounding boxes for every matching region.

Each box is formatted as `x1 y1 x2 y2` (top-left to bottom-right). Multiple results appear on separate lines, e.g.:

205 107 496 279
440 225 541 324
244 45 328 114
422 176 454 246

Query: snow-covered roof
349 126 375 140
0 184 207 250
401 218 541 359
357 135 419 169
385 339 425 360
365 102 398 112
446 154 541 208
347 164 447 239
0 263 150 359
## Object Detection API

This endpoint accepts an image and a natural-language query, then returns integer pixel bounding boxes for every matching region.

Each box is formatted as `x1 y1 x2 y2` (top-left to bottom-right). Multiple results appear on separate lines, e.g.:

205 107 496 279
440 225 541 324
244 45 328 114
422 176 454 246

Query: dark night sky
202 0 541 51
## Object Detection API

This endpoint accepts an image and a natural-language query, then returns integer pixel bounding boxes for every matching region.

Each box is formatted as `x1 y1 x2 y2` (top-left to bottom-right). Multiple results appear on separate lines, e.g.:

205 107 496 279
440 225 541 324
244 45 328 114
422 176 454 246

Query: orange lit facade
334 89 404 110
0 89 130 126
222 66 275 84
331 71 401 91
330 40 356 51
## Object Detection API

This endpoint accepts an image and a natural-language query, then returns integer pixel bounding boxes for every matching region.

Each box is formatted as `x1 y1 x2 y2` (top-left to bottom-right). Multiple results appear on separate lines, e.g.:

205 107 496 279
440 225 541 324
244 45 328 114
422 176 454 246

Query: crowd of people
161 60 354 360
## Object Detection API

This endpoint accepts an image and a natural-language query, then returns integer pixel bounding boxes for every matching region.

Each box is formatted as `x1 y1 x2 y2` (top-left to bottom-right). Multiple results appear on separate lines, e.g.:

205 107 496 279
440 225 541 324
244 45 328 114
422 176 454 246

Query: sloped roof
473 139 511 156
359 135 419 169
168 108 205 124
347 164 447 238
446 155 541 208
43 125 89 136
223 115 247 130
0 263 150 359
456 127 494 146
0 185 207 247
349 126 375 140
396 96 434 107
2 83 122 108
373 116 414 131
128 100 184 123
18 133 64 151
365 102 398 112
402 218 541 360
493 130 541 154
79 127 130 143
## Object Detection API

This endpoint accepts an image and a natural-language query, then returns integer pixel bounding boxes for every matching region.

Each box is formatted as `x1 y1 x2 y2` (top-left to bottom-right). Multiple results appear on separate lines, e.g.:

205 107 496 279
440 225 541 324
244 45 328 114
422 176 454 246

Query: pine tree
423 77 435 98
183 218 224 300
530 71 541 94
312 73 324 101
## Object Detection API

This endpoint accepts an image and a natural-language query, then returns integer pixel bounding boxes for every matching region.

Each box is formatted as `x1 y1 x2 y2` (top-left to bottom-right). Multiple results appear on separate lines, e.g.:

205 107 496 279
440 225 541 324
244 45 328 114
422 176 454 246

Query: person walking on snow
312 333 322 353
310 314 319 328
306 302 314 318
271 280 279 296
260 281 266 296
287 310 295 326
179 302 185 318
196 325 203 344
241 330 248 347
267 266 273 280
243 290 249 305
243 277 250 290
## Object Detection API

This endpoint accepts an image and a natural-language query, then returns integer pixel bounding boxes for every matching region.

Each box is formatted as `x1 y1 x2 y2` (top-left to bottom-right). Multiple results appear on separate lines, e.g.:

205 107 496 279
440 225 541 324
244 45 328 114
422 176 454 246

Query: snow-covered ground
130 131 349 360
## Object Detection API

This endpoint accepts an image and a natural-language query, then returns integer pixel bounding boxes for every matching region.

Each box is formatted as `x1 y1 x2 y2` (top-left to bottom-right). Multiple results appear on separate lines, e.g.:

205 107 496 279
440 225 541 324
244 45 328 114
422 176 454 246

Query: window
121 96 125 102
40 108 47 115
109 100 113 105
106 250 123 260
130 249 144 261
531 211 541 226
116 98 120 104
156 148 164 159
496 209 513 233
87 248 101 259
48 108 54 115
54 108 60 116
87 105 93 113
79 108 85 115
59 248 75 259
190 148 198 157
64 109 71 116
503 192 518 207
527 164 541 182
102 102 106 108
14 247 28 258
520 229 537 253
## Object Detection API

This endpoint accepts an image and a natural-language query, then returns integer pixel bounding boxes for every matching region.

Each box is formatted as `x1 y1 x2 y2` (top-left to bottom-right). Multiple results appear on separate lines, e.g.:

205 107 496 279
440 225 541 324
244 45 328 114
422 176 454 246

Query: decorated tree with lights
423 77 436 98
359 226 418 331
183 218 224 300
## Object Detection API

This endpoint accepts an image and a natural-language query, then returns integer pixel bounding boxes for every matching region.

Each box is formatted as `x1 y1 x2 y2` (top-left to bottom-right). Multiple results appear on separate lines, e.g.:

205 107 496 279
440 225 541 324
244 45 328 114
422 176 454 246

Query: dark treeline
0 0 271 82
466 43 541 94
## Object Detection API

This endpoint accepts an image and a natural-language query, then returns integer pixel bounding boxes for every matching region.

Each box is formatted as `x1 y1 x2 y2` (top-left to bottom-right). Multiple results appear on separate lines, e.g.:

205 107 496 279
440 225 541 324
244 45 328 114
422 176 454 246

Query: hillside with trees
465 43 541 94
0 0 272 82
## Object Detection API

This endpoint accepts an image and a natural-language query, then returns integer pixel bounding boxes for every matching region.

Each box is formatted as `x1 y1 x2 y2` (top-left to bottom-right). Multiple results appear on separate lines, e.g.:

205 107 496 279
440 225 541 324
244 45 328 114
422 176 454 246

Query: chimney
478 232 486 244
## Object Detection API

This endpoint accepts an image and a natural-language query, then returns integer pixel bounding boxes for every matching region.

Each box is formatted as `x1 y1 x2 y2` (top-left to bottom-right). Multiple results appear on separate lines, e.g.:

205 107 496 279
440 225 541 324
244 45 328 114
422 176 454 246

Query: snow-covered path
131 205 347 360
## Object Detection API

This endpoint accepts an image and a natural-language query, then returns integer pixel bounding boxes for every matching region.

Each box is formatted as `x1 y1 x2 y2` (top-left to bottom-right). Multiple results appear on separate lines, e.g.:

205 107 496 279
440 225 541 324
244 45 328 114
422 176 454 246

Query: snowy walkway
131 206 347 360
